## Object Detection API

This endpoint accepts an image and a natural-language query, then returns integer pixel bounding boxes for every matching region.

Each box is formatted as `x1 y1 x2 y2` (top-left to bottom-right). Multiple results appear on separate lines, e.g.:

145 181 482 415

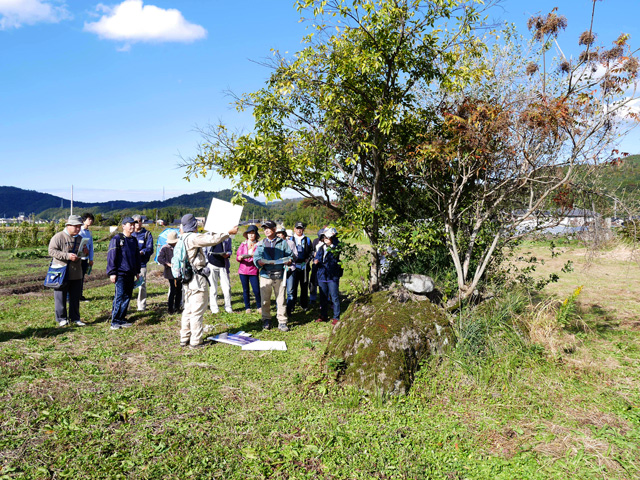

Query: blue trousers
111 274 135 325
239 274 261 310
319 280 340 320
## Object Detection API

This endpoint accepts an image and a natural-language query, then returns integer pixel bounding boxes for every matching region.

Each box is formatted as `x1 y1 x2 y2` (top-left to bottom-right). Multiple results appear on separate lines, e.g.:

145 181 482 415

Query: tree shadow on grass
218 292 355 334
288 293 355 328
0 309 120 342
0 324 82 343
566 303 620 334
131 306 167 326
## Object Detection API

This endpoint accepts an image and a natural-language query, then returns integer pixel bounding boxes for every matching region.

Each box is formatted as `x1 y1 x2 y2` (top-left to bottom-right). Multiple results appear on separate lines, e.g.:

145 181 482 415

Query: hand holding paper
203 198 243 234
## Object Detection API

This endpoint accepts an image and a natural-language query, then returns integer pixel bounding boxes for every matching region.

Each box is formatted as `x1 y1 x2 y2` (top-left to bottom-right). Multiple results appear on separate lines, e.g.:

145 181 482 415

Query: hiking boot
58 319 69 327
262 319 271 330
278 324 289 332
74 320 86 326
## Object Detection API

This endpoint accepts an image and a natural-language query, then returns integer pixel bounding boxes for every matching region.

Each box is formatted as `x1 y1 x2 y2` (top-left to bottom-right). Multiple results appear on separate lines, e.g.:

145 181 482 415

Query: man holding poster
179 214 239 348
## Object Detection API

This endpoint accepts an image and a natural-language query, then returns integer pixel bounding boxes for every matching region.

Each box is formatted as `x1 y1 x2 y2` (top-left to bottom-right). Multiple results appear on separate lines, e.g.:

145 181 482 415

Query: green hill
0 186 94 217
600 154 640 196
0 186 263 220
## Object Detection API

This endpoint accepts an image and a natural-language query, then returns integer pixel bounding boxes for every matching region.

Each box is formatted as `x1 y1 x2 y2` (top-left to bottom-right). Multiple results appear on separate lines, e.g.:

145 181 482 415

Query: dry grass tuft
523 299 581 357
533 421 622 471
567 407 630 433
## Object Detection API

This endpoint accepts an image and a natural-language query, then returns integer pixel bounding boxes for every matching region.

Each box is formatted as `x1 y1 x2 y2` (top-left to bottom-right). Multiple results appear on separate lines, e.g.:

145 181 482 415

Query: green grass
0 243 639 478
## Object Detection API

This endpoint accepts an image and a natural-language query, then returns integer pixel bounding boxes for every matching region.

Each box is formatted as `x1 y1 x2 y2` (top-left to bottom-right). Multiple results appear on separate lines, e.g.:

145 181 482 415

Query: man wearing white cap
132 214 154 311
48 215 88 327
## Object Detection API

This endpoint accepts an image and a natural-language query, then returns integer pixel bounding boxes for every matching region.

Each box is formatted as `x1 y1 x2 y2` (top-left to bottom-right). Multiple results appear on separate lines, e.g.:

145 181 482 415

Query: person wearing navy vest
287 221 313 315
204 237 233 314
131 214 154 311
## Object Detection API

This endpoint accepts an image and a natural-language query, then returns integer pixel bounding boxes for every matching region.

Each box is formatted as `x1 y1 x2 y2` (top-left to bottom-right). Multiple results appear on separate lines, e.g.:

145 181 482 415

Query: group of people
48 212 344 349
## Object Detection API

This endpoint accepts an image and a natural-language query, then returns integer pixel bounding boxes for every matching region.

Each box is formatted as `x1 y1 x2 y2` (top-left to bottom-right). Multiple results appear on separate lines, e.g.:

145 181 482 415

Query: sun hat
166 231 178 244
181 214 198 233
321 227 337 239
243 225 260 239
65 215 83 226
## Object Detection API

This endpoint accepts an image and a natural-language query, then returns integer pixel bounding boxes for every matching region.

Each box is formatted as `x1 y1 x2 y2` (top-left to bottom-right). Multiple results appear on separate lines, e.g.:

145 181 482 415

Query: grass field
1 236 639 479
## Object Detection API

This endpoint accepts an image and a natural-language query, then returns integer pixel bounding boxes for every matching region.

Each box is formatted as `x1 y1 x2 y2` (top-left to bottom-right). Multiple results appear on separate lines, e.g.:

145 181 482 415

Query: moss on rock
324 287 454 395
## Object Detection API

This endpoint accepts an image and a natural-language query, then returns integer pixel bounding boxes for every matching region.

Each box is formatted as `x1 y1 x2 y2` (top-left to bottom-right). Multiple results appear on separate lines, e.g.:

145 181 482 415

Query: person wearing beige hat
157 230 182 314
48 215 89 327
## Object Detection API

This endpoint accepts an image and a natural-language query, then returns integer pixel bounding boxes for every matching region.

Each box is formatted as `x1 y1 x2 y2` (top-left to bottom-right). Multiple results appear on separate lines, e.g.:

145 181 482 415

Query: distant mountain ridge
0 186 263 218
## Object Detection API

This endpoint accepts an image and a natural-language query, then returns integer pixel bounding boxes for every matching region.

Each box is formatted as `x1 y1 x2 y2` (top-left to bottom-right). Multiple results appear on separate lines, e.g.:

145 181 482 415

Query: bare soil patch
0 271 110 296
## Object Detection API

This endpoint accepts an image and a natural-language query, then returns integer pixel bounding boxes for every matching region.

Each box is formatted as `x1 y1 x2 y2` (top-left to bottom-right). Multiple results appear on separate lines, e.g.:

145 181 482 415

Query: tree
185 0 493 290
382 4 639 303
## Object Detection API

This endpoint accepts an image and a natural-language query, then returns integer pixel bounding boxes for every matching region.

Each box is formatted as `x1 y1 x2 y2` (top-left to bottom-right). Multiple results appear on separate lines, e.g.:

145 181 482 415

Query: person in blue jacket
313 227 343 325
79 212 95 301
131 214 154 311
107 217 141 330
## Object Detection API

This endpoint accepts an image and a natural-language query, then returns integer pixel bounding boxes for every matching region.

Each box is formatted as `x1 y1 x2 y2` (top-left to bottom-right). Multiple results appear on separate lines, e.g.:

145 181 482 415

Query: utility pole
70 185 74 216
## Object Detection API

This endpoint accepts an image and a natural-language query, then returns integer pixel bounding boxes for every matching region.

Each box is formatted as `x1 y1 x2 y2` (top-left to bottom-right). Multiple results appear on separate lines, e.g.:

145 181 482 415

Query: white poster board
203 198 244 233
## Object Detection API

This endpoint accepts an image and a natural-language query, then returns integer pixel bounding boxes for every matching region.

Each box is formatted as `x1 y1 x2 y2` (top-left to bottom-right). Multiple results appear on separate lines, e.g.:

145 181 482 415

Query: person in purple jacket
236 225 262 314
106 217 141 330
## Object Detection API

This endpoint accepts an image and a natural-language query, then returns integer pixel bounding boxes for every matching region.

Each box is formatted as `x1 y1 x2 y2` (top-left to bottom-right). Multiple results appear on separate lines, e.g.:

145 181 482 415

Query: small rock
397 274 434 294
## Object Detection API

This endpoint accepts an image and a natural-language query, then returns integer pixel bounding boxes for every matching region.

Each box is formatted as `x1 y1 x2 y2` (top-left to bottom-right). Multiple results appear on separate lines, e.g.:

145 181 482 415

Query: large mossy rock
324 288 454 395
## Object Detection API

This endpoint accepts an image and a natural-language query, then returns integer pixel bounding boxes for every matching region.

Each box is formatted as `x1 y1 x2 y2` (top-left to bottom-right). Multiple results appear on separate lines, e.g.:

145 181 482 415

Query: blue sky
1 0 638 203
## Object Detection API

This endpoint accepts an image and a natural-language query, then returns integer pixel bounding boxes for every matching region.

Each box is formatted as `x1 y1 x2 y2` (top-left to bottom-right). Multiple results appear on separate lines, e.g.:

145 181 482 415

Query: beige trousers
259 276 287 325
137 266 147 311
180 286 208 345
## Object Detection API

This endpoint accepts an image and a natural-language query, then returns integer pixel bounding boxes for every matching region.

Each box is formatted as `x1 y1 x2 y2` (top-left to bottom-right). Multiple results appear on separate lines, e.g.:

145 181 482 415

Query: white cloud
616 97 640 119
83 0 206 45
0 0 70 29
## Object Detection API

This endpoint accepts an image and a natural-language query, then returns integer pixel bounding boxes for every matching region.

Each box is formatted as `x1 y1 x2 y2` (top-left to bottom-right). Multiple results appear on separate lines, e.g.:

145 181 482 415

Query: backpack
171 233 193 282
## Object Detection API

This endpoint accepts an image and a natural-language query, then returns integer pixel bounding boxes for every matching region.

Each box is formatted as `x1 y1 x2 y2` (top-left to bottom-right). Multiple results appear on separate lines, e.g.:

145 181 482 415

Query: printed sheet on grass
209 332 287 351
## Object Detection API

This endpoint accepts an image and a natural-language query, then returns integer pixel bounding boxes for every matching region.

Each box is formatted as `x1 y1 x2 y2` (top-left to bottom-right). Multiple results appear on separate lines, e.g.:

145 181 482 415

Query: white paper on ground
241 341 287 351
203 198 244 234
